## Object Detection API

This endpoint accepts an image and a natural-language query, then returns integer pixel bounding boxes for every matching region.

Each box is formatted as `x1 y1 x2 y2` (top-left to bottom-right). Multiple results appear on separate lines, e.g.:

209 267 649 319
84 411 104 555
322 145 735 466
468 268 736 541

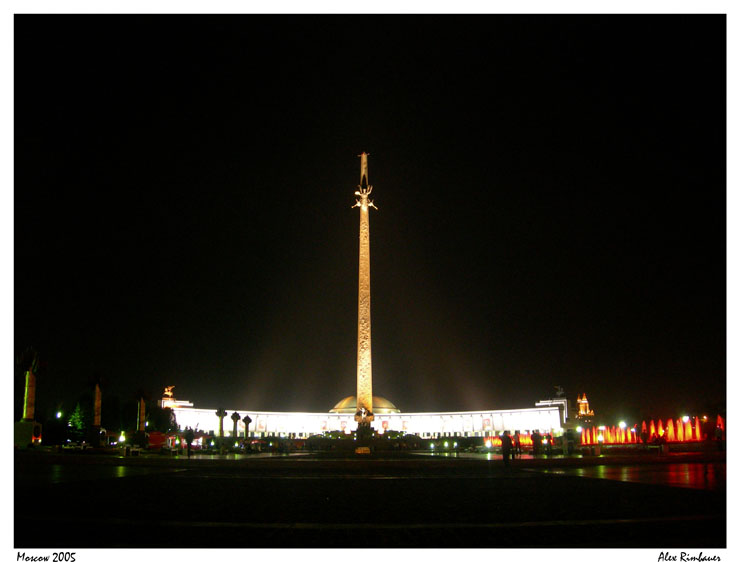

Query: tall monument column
22 367 37 422
353 152 377 426
15 349 42 447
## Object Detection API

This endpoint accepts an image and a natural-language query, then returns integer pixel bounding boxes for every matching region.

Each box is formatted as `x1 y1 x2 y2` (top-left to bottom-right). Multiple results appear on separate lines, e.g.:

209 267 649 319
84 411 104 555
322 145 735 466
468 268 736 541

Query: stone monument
352 152 377 432
14 348 42 447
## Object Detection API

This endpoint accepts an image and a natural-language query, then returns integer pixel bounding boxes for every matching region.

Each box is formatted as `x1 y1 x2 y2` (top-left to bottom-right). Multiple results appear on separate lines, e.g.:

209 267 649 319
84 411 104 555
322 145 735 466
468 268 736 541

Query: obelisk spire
360 151 369 187
353 152 376 425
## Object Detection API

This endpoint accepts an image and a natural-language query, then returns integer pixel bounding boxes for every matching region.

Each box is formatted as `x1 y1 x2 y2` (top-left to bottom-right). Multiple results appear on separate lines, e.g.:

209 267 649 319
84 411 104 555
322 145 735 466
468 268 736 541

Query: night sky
14 15 726 422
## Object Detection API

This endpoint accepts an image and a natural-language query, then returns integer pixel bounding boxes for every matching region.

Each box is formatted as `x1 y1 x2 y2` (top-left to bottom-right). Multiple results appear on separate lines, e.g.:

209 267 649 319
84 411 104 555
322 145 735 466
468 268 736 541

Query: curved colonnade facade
165 400 563 439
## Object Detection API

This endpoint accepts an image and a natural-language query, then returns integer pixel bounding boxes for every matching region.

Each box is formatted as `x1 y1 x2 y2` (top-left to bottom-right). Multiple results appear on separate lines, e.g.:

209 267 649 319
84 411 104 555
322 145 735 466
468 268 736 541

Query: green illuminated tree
68 402 86 442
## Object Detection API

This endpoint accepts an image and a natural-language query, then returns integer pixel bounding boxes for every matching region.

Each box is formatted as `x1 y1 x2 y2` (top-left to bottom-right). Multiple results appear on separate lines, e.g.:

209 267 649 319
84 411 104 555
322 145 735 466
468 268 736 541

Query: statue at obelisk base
353 152 377 437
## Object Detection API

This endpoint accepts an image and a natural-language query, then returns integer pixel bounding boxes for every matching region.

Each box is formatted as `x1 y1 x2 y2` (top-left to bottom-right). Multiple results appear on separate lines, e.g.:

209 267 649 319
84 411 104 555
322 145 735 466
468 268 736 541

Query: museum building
161 393 564 439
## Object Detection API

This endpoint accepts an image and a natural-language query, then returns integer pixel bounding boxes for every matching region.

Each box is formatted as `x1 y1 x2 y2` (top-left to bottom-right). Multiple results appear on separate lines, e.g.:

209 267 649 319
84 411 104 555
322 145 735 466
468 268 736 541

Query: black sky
15 15 726 422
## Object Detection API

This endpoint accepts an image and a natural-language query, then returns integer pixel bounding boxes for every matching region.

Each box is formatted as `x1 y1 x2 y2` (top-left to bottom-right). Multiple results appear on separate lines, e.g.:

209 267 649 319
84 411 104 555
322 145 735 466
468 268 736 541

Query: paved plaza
14 449 725 548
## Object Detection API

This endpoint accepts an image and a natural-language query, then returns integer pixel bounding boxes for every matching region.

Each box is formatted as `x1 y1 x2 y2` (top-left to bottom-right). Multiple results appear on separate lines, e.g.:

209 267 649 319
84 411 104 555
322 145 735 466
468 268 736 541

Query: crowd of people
498 429 555 466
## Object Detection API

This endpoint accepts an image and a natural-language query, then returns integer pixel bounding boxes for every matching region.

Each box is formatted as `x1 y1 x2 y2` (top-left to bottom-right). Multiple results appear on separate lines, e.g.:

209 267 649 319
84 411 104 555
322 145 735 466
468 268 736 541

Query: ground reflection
40 464 182 485
541 463 725 491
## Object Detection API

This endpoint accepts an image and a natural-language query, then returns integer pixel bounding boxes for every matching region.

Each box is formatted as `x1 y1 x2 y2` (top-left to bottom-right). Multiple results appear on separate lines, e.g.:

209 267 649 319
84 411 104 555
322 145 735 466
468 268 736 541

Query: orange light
665 419 675 441
593 416 715 445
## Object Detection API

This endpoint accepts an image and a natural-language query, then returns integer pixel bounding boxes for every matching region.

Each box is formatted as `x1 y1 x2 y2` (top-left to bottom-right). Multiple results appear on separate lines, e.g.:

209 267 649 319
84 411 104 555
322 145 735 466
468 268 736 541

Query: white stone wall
170 406 563 438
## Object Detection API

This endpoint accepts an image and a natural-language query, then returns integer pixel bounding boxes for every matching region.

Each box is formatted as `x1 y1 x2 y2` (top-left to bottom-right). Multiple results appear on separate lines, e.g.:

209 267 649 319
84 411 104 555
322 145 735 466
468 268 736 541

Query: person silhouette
185 427 195 458
501 431 513 467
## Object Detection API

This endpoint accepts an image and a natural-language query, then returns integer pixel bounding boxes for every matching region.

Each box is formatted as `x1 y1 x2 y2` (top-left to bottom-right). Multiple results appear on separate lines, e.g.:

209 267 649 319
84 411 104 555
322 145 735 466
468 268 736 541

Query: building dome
330 395 400 414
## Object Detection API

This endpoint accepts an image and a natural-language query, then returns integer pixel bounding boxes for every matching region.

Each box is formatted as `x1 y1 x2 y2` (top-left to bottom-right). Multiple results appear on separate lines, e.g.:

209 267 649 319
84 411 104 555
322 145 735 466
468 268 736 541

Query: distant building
160 396 194 409
534 397 570 426
534 386 574 426
576 393 595 422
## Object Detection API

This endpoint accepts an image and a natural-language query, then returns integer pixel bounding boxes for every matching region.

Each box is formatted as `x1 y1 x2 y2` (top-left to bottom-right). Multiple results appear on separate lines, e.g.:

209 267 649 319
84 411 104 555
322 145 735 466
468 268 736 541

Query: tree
149 405 177 433
68 402 86 443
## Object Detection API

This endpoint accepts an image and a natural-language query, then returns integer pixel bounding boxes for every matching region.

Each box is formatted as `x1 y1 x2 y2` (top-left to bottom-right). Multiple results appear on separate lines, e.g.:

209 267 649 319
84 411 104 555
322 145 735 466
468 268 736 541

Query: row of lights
430 441 458 450
575 415 698 433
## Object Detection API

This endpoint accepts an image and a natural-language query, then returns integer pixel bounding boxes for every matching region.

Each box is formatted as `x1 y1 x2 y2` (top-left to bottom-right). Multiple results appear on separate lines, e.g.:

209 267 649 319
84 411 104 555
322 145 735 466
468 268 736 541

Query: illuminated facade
163 393 563 439
534 397 570 425
576 393 594 420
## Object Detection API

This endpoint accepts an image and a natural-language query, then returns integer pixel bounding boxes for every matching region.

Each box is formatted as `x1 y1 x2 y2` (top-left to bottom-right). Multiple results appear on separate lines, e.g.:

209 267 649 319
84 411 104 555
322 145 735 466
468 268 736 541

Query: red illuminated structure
580 416 710 445
485 435 534 448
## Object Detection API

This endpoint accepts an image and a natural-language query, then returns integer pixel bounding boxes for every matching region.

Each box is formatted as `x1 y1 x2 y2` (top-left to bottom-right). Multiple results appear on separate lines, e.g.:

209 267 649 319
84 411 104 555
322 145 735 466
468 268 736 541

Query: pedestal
355 420 375 442
14 420 42 448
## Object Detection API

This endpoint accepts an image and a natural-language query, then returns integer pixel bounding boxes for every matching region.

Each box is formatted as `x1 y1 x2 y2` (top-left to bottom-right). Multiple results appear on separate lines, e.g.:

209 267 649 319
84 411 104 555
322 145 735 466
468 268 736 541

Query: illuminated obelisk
353 152 377 427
